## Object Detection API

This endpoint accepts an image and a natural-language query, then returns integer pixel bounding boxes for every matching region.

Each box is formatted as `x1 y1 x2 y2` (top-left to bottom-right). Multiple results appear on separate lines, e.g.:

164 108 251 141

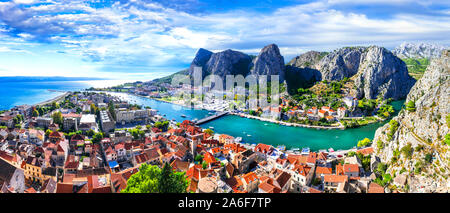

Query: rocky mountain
287 51 327 69
288 46 416 100
250 44 285 82
204 49 253 80
351 46 416 100
371 50 449 192
393 42 447 59
188 48 213 76
316 47 366 81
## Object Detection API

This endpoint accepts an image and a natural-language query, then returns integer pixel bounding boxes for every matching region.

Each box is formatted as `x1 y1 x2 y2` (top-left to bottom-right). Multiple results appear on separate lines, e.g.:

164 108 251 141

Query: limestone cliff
372 50 449 193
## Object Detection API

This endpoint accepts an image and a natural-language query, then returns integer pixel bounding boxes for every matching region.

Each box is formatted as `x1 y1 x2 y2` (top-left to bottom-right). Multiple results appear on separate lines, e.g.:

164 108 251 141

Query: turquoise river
105 92 404 152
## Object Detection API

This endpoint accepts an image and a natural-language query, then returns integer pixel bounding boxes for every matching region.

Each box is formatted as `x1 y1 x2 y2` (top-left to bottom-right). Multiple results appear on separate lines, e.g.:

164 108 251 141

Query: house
36 117 52 129
258 177 281 193
254 143 274 160
272 170 292 192
225 176 245 193
105 146 117 162
315 166 332 181
110 167 139 193
48 131 64 143
318 110 328 118
41 177 57 193
343 164 360 177
367 182 385 193
290 164 313 192
23 156 45 185
241 172 259 193
325 115 335 122
219 134 234 145
0 158 25 193
87 175 112 193
114 143 127 161
323 174 348 191
337 107 347 118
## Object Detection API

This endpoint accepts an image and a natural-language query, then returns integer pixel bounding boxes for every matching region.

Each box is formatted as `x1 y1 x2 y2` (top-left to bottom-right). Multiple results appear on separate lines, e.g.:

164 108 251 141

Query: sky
0 0 449 80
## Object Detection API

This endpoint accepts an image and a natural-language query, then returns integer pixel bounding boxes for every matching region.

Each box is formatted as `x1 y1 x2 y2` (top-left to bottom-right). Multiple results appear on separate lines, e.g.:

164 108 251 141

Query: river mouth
102 91 404 152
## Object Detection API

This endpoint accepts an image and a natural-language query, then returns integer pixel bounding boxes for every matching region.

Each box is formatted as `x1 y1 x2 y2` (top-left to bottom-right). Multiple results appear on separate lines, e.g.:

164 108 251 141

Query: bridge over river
195 112 229 125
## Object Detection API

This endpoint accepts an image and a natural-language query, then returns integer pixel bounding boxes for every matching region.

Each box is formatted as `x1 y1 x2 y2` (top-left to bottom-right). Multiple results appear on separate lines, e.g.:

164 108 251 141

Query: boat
276 145 286 151
247 134 251 137
209 126 214 129
180 114 186 118
301 147 310 155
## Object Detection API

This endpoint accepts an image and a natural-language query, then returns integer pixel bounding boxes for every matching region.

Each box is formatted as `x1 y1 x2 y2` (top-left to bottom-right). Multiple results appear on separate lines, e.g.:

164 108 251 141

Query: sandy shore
34 91 70 107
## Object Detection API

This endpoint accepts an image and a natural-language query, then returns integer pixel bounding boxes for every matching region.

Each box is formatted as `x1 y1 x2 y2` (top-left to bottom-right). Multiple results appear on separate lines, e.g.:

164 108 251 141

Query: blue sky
0 0 448 80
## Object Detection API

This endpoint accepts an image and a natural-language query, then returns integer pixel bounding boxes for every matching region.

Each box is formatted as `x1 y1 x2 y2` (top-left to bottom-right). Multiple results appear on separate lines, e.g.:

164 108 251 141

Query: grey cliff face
250 44 285 82
316 47 366 81
352 46 416 100
189 48 213 76
287 51 324 69
371 50 449 193
205 49 252 79
288 46 416 100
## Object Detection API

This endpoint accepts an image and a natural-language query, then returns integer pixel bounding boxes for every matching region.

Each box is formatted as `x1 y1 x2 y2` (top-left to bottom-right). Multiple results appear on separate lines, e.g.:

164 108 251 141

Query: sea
0 78 134 110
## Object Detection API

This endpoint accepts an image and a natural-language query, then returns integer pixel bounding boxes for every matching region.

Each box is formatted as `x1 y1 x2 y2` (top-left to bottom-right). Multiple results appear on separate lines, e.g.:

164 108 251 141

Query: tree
45 129 53 137
52 111 63 126
122 163 188 193
92 132 104 143
204 128 214 135
154 121 169 131
108 102 116 121
202 161 208 169
52 102 60 109
357 138 372 148
130 128 145 140
32 109 39 117
86 129 95 137
445 134 450 146
194 154 203 162
90 103 98 114
400 143 413 159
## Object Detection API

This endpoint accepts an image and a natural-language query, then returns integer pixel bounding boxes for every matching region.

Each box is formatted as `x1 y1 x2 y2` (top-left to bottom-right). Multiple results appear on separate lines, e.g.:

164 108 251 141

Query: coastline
34 91 70 107
228 112 345 130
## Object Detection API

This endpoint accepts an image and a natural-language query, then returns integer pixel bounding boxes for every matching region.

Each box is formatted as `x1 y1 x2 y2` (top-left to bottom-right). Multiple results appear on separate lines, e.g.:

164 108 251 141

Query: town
92 76 397 130
0 91 404 193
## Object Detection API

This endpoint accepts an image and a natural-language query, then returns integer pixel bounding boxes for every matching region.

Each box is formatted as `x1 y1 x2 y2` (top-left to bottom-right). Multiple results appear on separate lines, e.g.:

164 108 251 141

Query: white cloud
0 0 448 77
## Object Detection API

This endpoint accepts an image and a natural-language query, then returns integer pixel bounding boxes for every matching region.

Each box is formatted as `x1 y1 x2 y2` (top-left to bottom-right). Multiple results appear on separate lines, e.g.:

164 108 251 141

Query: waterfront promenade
34 91 70 107
229 112 345 130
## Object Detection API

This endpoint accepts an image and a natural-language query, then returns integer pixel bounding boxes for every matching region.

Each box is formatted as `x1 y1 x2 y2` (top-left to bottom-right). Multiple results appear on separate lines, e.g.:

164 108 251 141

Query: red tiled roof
343 164 360 173
323 174 348 183
368 182 385 193
242 172 259 184
315 166 332 176
254 143 273 154
56 183 73 193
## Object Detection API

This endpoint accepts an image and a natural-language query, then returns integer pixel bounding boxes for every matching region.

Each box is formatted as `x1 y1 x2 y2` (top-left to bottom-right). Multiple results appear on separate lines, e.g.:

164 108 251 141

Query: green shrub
406 100 416 112
400 143 413 159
